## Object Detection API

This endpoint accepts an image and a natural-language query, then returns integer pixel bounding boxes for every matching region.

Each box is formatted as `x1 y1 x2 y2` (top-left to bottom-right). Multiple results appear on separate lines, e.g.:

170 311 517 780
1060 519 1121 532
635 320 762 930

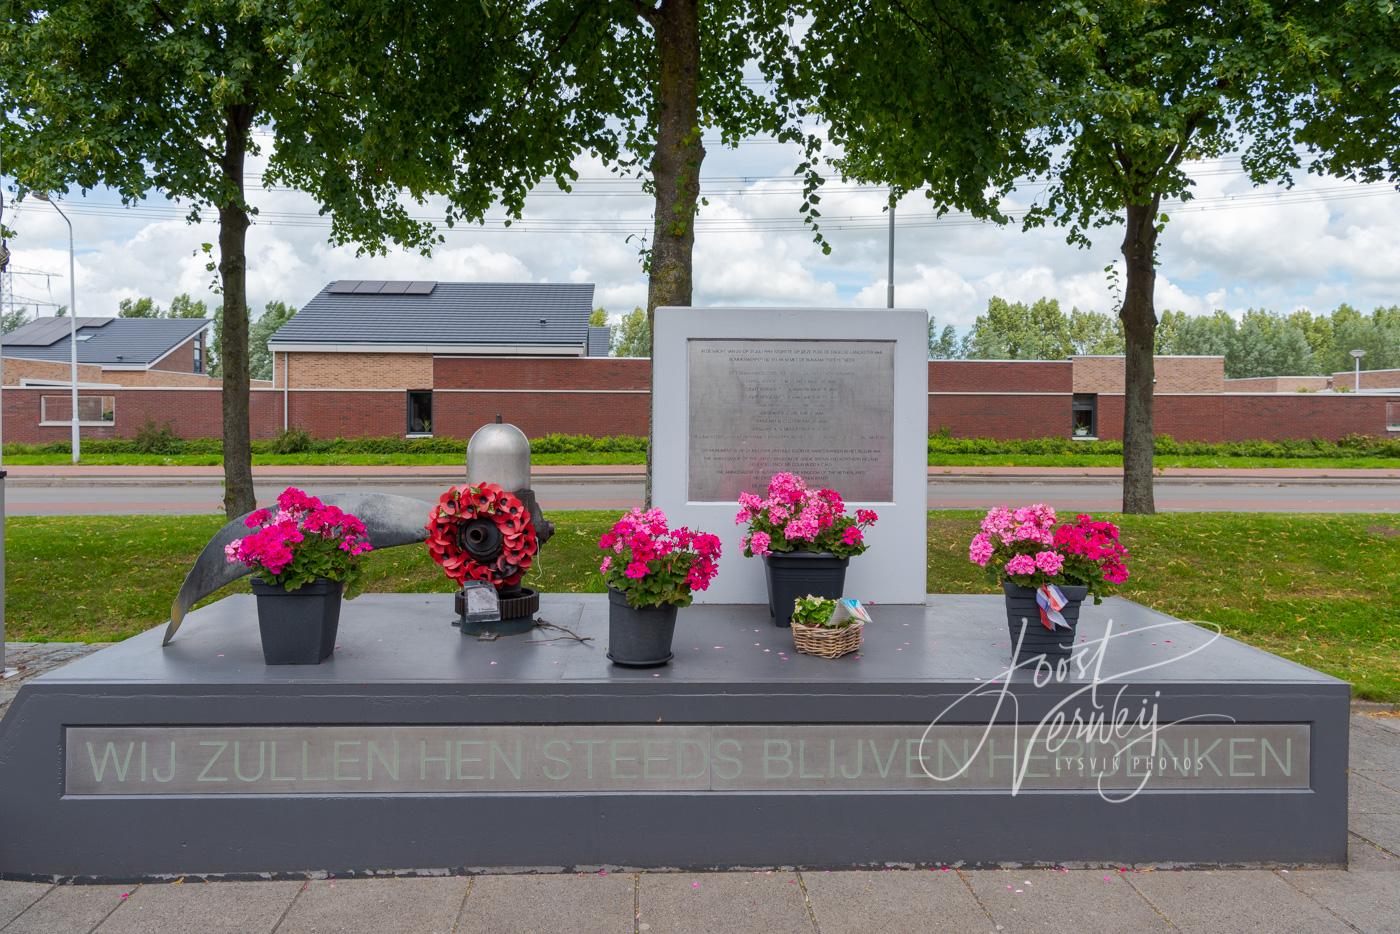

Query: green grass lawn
7 511 1399 700
4 451 1397 469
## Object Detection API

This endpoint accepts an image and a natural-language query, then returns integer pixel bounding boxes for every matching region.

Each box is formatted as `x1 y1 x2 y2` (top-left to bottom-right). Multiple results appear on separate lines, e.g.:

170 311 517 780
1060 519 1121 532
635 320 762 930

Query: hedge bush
925 432 1400 459
5 431 1398 460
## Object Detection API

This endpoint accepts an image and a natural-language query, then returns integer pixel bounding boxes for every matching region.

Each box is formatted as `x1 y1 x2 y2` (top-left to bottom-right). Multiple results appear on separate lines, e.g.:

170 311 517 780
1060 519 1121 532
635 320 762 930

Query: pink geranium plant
599 508 722 608
225 487 374 593
735 472 879 559
968 504 1129 603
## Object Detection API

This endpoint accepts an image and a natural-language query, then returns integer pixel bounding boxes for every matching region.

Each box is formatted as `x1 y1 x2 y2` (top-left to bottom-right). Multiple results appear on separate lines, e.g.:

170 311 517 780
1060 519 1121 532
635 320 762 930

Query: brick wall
928 360 1071 392
1072 356 1225 394
434 390 650 439
280 351 434 389
98 368 221 388
1224 376 1330 393
2 357 108 385
150 334 203 374
1 388 285 444
2 354 220 388
929 394 1071 438
5 357 1397 445
285 391 408 438
1090 393 1400 442
1330 368 1400 391
434 356 650 391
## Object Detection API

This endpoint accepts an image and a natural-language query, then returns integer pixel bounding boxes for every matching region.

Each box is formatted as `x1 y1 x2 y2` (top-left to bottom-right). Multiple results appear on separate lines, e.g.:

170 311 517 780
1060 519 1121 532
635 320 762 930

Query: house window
41 395 116 425
1388 402 1400 432
193 337 204 374
406 390 433 436
1071 393 1097 439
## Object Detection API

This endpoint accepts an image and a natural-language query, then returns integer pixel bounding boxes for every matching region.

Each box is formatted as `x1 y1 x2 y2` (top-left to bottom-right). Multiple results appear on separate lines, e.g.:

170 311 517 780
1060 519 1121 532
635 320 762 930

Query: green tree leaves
611 307 651 358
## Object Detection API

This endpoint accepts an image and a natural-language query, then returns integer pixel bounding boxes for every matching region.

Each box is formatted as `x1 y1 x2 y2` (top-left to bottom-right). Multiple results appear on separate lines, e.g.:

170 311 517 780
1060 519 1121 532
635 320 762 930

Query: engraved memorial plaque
65 723 1309 795
687 339 895 502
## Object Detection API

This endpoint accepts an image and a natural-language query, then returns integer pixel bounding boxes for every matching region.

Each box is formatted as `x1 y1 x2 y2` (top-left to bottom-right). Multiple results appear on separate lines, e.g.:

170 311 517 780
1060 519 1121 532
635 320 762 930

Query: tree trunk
646 0 703 324
644 0 703 505
1119 201 1159 515
219 103 255 519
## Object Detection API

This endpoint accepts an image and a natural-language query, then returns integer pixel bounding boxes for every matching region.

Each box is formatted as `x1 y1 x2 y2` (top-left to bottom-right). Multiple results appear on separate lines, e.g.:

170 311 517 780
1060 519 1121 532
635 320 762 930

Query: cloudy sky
4 132 1398 333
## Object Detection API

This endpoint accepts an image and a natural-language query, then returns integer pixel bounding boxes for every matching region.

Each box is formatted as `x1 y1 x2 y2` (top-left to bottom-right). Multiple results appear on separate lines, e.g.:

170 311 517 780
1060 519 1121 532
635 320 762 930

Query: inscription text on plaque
65 723 1308 796
687 339 895 502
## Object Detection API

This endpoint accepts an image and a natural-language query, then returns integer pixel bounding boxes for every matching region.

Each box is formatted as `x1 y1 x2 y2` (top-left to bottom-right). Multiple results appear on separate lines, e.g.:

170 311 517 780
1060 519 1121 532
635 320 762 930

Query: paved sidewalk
0 647 1397 933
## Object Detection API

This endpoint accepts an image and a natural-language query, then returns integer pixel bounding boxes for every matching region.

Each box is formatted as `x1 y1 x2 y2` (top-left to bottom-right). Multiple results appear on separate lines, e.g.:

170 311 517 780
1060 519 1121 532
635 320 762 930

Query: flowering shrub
968 504 1129 603
599 508 722 609
225 487 373 593
735 472 879 559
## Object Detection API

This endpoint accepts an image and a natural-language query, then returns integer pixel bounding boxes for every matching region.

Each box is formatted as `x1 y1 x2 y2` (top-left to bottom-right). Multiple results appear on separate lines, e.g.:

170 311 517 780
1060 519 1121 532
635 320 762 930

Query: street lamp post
886 203 896 308
34 193 79 463
1350 349 1366 393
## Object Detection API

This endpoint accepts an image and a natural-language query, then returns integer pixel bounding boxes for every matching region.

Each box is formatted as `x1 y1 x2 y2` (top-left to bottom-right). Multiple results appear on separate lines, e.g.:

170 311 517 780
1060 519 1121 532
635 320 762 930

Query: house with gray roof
3 316 211 379
268 281 602 357
265 280 608 437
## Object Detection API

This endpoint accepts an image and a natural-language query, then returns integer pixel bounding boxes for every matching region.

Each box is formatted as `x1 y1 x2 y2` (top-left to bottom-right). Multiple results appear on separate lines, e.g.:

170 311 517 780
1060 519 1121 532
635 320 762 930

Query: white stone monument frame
652 307 928 605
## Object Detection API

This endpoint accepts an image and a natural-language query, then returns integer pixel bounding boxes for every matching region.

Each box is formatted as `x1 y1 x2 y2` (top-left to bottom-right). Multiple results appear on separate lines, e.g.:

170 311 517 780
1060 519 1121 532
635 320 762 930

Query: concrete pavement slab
0 885 51 930
1351 737 1400 773
1 885 130 934
456 873 633 934
1349 835 1400 871
1351 719 1400 773
1128 870 1352 934
1351 814 1400 856
94 881 299 934
1351 771 1400 814
1285 866 1400 934
1358 768 1400 793
275 877 469 934
802 869 993 933
961 869 1171 934
637 872 814 934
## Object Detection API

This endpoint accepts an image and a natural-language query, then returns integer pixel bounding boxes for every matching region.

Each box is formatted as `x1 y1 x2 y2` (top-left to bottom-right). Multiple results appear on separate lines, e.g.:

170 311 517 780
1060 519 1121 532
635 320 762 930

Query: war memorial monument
0 307 1348 879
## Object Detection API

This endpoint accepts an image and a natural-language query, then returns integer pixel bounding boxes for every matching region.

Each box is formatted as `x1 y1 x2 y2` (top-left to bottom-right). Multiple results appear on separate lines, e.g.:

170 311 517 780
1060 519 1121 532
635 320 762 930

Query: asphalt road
4 475 1397 515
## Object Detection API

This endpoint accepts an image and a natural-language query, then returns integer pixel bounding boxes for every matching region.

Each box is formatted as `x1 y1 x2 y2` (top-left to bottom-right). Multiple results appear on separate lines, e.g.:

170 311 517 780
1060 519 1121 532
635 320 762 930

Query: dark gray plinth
0 594 1348 879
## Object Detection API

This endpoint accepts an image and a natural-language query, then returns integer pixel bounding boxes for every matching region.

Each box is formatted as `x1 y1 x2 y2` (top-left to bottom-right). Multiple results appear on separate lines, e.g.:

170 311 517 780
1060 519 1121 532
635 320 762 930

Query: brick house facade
9 353 1397 445
5 286 1397 444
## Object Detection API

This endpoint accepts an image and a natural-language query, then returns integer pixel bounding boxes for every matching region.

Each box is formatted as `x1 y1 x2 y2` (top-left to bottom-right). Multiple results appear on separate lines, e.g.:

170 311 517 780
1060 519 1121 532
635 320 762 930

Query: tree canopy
0 0 510 515
117 294 210 319
611 307 651 358
790 0 1400 512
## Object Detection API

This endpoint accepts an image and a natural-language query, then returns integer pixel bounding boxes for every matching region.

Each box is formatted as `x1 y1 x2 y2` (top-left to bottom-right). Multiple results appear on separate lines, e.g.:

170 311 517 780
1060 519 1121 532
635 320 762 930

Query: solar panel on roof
353 280 387 294
3 318 102 346
377 281 409 295
326 281 359 294
405 281 436 294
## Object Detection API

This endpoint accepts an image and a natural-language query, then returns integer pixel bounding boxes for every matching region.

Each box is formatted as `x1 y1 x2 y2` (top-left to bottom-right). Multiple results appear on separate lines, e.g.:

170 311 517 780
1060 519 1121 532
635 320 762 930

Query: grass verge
6 511 1399 700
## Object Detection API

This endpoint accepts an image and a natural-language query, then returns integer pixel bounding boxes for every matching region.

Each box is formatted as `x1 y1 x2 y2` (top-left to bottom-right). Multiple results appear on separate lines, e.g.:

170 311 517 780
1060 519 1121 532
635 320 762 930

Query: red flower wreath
426 483 538 588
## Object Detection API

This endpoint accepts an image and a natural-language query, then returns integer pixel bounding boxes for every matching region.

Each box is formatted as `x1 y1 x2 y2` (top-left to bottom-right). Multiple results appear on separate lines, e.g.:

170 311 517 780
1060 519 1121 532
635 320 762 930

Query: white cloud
5 147 1398 333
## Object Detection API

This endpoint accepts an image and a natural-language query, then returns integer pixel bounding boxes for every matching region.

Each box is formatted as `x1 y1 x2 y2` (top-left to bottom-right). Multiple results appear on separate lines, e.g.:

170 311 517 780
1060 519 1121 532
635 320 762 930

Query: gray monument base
0 594 1348 880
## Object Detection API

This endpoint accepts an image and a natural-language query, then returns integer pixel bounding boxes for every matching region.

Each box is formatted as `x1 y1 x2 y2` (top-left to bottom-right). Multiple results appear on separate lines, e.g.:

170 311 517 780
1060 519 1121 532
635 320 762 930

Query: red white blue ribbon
1036 583 1071 632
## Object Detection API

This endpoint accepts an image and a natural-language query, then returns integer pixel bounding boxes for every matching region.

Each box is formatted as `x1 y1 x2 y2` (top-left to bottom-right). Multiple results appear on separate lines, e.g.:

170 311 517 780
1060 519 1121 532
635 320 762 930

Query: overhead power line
33 180 1398 236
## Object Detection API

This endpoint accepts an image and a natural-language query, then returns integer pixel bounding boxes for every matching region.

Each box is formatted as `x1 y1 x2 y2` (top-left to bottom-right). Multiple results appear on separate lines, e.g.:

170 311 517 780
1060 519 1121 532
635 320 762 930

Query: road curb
8 472 1400 488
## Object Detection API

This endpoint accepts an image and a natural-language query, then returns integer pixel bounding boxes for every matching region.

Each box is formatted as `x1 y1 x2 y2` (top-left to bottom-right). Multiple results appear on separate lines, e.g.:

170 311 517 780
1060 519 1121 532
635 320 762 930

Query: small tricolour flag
1036 583 1071 631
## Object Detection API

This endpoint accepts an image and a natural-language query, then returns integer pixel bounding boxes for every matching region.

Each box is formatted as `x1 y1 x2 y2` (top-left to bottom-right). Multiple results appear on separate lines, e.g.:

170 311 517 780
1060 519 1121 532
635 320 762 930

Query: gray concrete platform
0 712 1391 932
0 595 1352 877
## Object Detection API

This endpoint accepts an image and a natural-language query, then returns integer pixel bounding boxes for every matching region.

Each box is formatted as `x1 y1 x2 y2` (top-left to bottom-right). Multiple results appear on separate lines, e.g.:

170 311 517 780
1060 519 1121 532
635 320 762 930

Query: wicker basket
790 620 864 658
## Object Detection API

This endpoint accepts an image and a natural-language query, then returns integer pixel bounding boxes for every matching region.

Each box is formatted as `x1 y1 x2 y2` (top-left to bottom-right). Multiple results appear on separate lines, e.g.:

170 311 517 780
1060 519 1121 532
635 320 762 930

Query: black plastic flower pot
607 588 678 667
249 577 342 665
763 552 850 628
1002 582 1089 662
